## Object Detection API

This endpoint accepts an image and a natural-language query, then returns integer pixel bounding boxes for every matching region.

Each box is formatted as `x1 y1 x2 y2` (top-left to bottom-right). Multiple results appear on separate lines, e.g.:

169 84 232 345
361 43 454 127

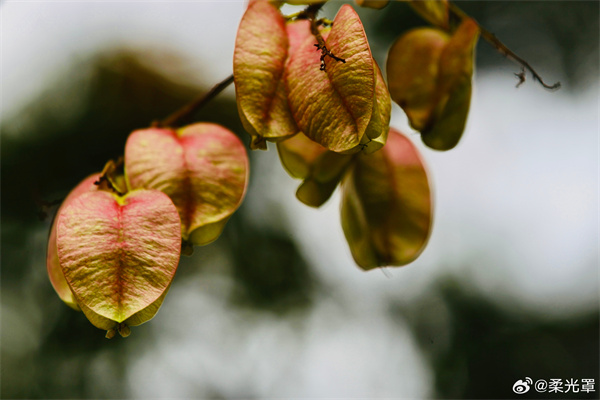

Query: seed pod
387 28 449 131
277 132 327 181
286 5 376 153
234 0 299 149
57 189 181 326
387 18 479 150
341 128 432 270
295 151 353 207
278 132 353 207
125 123 249 246
277 59 389 208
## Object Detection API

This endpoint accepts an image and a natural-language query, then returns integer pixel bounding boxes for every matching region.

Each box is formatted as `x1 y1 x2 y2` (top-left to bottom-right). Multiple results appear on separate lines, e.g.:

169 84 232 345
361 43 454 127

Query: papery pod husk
76 285 171 338
359 61 392 154
234 0 300 149
386 28 450 131
355 0 390 9
406 0 449 30
341 128 432 270
282 46 389 158
277 132 353 208
286 4 376 153
47 174 101 311
125 123 249 246
277 131 326 180
295 151 354 207
57 189 181 324
286 19 312 58
421 18 479 150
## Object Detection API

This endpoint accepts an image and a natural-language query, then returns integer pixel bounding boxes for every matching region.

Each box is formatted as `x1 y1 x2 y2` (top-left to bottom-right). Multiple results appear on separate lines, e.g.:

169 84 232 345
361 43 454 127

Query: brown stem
448 1 560 90
293 3 326 21
94 157 126 195
157 74 234 128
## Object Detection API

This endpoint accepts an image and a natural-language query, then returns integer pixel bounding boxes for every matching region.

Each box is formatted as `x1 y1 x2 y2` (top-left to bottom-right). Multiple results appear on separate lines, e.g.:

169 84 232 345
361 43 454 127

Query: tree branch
448 1 560 90
156 74 234 128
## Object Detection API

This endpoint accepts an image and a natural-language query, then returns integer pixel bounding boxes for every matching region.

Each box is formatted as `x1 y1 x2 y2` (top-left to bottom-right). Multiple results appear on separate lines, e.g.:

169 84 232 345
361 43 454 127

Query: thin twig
448 1 560 90
314 43 346 71
294 2 345 71
157 74 235 128
515 67 526 88
310 16 346 71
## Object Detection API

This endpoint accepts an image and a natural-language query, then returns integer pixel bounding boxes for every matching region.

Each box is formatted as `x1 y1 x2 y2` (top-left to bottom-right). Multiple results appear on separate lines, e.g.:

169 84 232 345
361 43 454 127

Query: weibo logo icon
513 377 533 394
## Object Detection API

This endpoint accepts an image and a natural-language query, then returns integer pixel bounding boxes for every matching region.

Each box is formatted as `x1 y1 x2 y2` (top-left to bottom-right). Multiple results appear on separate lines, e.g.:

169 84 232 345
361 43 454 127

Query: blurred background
1 1 598 398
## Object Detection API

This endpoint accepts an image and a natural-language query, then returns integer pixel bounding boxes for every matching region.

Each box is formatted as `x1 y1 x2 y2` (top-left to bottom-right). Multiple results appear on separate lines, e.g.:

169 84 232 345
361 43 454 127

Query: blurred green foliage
392 279 599 399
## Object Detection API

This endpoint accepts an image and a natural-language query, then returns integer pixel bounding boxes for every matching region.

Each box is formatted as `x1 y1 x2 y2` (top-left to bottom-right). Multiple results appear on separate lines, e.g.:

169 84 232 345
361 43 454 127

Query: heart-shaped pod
47 174 101 311
341 128 432 270
234 0 299 149
57 189 181 323
125 123 249 246
49 177 177 336
286 4 376 153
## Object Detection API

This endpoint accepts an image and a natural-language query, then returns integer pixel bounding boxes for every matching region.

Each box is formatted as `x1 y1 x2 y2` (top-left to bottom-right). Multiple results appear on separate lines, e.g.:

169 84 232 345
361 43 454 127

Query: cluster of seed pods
231 0 476 269
47 123 249 337
48 0 481 333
